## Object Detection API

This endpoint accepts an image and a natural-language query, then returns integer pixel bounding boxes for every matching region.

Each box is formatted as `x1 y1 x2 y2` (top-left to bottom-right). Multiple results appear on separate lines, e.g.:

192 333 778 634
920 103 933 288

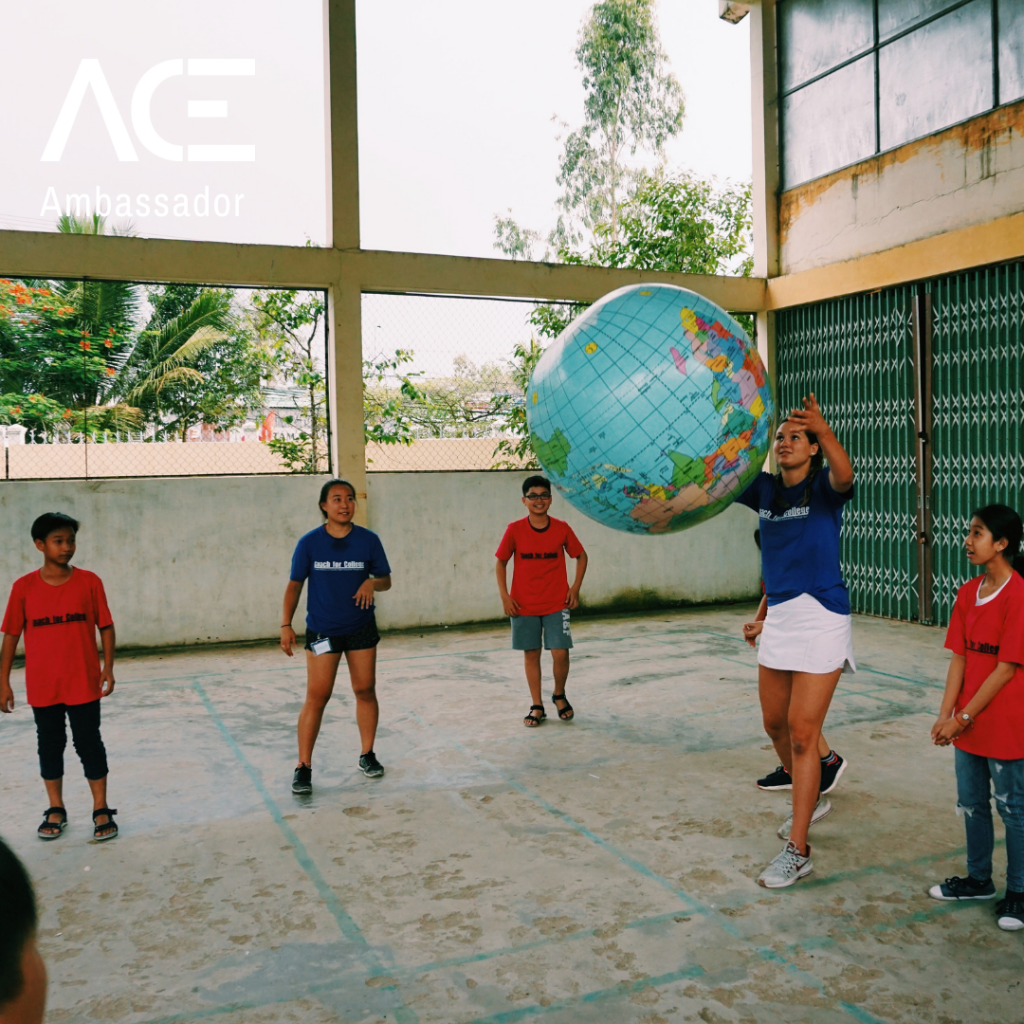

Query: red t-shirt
944 571 1024 760
495 516 585 617
1 568 114 708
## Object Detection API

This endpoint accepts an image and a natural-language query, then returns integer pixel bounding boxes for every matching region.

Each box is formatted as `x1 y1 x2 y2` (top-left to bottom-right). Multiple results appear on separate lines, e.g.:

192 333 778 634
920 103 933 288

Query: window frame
778 0 1009 190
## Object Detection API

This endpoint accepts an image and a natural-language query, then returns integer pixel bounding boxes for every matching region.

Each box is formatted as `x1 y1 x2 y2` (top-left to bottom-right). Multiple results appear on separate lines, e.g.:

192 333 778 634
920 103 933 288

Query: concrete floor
2 605 1022 1024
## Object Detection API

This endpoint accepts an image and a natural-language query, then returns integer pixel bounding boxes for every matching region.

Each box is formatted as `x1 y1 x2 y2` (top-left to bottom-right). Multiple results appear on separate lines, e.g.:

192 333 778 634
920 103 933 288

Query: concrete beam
0 229 343 289
0 229 768 309
767 209 1024 309
351 249 767 309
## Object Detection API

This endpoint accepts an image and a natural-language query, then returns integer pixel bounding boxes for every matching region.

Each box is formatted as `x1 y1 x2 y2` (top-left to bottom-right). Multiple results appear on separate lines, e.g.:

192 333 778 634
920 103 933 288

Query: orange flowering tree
0 276 136 434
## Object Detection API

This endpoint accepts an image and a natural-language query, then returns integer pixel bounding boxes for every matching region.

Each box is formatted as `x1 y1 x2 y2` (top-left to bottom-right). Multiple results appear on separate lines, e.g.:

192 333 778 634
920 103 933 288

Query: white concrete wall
366 473 760 630
779 100 1024 275
0 473 760 648
0 476 324 649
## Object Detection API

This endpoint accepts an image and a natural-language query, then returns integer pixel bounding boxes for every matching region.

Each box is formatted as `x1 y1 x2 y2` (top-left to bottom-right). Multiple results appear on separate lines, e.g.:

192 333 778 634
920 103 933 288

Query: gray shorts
510 610 573 650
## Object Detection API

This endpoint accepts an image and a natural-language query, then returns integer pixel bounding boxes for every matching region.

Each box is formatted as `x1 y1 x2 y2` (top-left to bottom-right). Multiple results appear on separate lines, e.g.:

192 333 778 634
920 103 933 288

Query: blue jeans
955 748 1024 892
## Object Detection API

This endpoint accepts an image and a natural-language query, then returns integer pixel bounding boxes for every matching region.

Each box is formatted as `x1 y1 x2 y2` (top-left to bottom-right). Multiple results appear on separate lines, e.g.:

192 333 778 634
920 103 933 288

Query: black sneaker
359 752 385 778
757 764 792 790
819 752 847 795
996 892 1024 931
292 764 313 795
928 875 997 901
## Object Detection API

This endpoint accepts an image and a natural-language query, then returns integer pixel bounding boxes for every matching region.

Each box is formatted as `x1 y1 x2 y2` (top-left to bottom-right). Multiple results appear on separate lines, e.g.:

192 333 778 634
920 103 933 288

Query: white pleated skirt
758 593 857 674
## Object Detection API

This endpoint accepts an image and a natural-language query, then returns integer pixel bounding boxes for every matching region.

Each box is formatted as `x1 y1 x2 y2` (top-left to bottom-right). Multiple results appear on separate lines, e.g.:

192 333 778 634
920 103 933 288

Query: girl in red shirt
930 504 1024 931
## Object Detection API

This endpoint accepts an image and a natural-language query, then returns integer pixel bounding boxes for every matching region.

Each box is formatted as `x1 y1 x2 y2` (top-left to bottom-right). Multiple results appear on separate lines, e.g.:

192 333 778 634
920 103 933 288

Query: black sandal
552 692 574 720
38 806 68 840
92 807 118 842
524 705 546 727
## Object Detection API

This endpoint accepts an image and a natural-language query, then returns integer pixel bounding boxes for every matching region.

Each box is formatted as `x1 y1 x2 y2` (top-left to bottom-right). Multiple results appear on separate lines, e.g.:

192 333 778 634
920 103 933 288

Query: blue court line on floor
191 679 419 1024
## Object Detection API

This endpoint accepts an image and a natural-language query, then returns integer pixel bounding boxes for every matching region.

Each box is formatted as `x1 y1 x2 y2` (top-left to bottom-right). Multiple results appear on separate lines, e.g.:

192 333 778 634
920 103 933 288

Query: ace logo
42 58 257 164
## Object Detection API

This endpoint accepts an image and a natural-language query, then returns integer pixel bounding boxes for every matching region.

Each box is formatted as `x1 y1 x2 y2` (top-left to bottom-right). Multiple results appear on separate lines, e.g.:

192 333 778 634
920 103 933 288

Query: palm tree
105 289 237 439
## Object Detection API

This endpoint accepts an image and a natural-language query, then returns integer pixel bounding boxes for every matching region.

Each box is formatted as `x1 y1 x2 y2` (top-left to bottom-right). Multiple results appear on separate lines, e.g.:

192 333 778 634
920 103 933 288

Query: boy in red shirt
929 504 1024 931
1 512 119 842
495 475 588 726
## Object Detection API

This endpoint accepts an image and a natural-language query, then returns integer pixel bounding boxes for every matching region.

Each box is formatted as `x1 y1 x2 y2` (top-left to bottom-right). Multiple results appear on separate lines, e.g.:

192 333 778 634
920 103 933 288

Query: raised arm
788 393 853 492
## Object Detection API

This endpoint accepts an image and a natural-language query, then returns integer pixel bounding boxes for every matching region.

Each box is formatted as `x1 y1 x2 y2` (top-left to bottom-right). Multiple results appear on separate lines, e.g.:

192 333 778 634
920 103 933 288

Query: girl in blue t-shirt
737 394 856 889
280 479 392 795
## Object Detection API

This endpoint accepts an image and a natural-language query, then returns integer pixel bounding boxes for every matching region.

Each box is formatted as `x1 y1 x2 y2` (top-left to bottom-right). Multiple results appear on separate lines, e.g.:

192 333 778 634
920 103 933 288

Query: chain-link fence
362 292 579 472
0 278 330 479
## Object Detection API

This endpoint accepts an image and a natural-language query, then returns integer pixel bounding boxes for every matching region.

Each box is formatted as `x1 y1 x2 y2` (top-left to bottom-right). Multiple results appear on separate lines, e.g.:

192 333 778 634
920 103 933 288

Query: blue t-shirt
289 525 392 635
736 470 855 615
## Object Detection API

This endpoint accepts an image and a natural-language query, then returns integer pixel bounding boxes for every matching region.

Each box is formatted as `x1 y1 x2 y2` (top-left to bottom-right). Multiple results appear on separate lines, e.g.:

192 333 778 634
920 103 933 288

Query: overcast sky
0 1 753 375
358 0 752 258
0 0 751 258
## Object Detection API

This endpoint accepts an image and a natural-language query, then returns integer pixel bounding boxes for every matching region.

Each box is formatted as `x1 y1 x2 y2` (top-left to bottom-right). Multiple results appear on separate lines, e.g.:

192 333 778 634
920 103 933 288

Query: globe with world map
526 283 774 535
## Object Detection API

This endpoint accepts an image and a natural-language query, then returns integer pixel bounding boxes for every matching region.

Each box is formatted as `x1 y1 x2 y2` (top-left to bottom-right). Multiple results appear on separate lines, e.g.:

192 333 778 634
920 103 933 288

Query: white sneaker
758 840 813 888
777 796 833 839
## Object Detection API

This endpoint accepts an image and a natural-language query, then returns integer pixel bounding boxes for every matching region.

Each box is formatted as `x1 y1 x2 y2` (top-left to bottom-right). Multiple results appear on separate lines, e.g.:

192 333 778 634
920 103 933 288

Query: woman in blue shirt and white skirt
737 394 856 888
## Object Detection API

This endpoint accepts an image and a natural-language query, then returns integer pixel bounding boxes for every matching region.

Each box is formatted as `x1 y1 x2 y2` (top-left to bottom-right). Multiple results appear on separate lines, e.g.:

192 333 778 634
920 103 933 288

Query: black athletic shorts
304 616 380 653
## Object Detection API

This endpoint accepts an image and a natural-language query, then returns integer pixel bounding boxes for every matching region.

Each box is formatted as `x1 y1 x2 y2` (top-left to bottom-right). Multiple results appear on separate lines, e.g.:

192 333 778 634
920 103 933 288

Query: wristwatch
958 712 972 727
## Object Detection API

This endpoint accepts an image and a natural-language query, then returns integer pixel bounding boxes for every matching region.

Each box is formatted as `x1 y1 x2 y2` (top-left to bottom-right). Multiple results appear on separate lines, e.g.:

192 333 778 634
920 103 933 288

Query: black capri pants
32 699 109 781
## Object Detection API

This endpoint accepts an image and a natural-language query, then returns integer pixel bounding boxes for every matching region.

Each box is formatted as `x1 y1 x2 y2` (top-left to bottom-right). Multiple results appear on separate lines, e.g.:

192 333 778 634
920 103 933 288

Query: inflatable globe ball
526 284 774 535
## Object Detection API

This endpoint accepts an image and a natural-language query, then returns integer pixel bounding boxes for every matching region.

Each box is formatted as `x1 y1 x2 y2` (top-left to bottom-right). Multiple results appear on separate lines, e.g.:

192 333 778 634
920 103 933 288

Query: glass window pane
879 0 993 151
782 55 875 188
878 0 964 41
0 1 327 246
779 0 874 92
999 0 1024 104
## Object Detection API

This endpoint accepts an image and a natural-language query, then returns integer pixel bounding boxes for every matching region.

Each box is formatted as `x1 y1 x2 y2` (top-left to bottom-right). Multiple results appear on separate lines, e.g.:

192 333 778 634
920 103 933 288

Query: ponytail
971 504 1023 574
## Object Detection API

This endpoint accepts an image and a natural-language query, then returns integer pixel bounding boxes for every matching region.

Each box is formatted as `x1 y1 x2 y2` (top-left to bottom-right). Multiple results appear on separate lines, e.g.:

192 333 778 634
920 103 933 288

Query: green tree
562 172 753 277
491 339 545 469
557 0 684 245
362 349 425 452
110 287 268 440
495 0 684 258
248 290 327 470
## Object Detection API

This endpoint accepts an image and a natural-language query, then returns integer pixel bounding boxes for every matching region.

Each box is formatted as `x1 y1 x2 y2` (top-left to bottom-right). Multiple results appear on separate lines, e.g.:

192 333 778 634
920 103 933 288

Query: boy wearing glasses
495 475 588 727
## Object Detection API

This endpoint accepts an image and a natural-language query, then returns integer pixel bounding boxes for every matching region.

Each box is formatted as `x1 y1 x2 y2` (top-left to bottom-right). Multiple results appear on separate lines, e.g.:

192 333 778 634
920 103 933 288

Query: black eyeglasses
525 492 552 500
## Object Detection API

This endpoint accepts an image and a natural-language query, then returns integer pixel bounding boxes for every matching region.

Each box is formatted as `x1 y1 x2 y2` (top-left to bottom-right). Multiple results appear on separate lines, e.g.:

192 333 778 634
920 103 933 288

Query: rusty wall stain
779 99 1024 243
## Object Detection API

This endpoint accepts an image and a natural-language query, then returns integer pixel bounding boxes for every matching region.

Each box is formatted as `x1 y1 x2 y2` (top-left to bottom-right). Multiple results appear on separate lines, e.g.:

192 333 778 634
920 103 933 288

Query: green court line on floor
181 672 894 1024
460 963 707 1024
387 909 693 979
191 679 419 1024
395 701 886 1024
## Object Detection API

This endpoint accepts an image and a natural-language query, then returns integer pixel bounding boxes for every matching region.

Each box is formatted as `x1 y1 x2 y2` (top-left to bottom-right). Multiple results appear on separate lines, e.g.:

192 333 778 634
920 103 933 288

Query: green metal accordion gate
930 263 1024 625
776 260 1024 625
